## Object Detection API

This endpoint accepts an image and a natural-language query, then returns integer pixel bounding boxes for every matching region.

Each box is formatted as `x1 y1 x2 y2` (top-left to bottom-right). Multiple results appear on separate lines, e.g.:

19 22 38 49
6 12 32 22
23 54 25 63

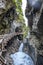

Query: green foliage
23 24 29 38
12 0 24 22
0 0 29 37
12 0 29 38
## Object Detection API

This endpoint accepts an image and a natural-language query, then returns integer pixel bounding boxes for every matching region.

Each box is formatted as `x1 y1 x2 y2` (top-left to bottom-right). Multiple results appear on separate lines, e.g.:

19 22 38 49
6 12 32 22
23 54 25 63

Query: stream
0 0 43 65
10 42 34 65
10 0 34 65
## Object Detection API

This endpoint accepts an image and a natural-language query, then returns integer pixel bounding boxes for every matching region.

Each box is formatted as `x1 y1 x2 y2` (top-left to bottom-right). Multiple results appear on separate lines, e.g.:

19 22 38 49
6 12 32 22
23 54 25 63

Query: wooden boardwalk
0 32 23 43
0 32 23 65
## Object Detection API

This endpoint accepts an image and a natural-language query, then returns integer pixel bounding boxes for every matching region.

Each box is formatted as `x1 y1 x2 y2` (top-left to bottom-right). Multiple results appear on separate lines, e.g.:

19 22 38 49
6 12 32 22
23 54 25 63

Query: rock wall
0 0 16 34
25 0 43 65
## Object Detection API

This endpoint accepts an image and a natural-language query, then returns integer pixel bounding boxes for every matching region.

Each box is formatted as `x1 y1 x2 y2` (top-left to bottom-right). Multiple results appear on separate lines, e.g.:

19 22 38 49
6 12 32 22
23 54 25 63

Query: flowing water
10 42 34 65
19 43 24 52
10 0 34 65
21 0 28 27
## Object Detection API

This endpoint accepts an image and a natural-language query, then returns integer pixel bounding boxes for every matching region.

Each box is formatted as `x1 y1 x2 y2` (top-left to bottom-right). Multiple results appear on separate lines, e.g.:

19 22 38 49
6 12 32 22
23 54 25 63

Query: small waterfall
22 0 28 26
10 42 34 65
10 1 34 65
19 43 24 52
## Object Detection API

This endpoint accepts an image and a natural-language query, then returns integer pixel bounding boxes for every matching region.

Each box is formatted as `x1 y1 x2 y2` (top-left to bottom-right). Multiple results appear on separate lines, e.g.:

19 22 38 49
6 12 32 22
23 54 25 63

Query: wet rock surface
0 0 43 65
25 0 43 65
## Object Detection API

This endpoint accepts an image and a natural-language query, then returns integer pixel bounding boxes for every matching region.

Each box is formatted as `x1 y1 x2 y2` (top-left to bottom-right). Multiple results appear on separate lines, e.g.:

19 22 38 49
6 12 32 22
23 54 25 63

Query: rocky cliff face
0 0 43 65
25 0 43 65
0 0 17 34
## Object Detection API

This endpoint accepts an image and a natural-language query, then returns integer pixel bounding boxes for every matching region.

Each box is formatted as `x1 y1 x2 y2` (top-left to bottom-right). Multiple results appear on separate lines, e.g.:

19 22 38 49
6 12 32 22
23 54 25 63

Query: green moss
0 0 29 37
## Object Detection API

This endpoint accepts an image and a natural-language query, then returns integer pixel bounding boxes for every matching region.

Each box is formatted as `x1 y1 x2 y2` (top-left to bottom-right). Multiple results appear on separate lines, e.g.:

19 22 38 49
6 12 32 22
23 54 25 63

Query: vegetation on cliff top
0 0 28 37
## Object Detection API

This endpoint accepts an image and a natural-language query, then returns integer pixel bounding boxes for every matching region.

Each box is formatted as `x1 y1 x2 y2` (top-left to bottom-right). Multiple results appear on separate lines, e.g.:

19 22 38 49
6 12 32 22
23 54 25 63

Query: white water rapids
21 0 28 27
19 43 24 52
10 0 34 65
10 42 34 65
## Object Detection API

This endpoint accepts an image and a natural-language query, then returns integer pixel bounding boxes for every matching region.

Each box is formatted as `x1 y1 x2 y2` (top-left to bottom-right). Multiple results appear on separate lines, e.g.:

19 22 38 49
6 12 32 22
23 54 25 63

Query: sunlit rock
0 0 6 9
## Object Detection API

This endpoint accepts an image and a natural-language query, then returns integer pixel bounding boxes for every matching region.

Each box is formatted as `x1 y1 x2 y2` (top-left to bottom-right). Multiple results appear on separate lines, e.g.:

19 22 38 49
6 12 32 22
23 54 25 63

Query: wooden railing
0 32 23 43
0 55 7 65
0 32 23 52
0 32 23 65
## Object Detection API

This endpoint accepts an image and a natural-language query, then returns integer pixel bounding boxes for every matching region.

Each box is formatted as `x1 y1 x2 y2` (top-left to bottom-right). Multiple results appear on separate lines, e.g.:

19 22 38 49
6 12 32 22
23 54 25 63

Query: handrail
0 32 23 44
0 55 7 64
